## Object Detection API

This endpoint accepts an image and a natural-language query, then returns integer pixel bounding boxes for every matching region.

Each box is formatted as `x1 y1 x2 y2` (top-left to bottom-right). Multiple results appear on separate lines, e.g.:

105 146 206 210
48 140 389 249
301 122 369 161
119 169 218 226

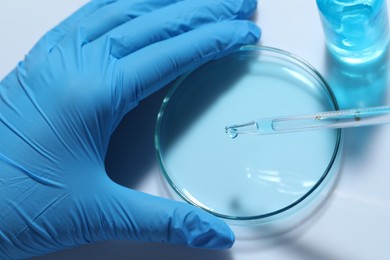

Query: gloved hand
0 0 260 258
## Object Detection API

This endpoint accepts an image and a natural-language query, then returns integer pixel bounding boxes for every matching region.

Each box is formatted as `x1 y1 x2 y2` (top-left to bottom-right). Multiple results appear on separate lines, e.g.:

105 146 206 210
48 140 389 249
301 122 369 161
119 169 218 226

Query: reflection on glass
325 47 389 109
324 47 389 159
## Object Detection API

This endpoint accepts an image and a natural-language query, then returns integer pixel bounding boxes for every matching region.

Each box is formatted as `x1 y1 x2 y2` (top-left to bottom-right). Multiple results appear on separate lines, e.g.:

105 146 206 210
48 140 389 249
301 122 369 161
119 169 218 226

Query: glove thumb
83 181 235 249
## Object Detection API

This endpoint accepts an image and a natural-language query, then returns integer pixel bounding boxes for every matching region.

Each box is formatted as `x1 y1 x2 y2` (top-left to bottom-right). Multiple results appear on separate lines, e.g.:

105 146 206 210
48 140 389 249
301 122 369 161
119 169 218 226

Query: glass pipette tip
225 106 390 138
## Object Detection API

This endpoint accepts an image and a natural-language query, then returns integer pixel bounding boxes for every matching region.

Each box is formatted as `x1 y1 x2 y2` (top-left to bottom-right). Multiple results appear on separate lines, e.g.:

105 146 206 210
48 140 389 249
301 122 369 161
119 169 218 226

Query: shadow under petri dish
155 46 342 224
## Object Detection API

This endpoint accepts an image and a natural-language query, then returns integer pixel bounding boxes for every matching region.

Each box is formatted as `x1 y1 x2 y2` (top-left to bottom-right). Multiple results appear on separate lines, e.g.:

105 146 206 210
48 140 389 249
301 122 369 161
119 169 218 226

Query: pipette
225 106 390 138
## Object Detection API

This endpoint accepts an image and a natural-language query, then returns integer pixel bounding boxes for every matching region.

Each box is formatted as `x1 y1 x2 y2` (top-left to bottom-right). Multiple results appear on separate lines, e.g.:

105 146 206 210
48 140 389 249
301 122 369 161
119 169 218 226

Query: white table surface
1 1 390 259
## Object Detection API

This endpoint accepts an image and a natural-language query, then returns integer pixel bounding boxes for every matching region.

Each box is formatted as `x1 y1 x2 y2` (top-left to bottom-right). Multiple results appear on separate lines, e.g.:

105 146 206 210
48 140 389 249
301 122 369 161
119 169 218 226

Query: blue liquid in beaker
317 0 390 63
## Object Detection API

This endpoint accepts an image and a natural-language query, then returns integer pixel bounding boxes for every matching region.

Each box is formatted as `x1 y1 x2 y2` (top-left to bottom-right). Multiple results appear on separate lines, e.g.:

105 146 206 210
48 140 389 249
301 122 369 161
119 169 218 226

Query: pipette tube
225 106 390 137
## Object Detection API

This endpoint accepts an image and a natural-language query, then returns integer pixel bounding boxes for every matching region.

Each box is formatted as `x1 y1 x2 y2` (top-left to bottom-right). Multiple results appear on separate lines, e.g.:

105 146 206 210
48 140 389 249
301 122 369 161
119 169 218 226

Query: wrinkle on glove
0 0 261 258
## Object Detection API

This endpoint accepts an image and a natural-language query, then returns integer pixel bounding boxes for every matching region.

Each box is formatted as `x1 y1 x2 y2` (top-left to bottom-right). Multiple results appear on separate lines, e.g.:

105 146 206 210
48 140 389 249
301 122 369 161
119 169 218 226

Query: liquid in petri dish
159 53 340 219
317 0 389 63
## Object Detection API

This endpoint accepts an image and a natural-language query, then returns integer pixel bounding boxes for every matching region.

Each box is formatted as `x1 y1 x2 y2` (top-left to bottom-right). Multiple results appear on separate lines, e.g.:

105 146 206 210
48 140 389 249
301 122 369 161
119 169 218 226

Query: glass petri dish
155 46 342 225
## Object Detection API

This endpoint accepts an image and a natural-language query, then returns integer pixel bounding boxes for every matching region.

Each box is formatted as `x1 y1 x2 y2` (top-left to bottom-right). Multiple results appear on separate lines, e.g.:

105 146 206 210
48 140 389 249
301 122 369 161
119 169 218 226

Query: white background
1 1 390 259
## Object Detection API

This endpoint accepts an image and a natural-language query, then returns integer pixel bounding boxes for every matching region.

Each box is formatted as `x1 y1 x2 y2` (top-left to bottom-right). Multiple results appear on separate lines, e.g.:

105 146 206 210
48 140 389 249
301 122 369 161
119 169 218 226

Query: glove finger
73 0 185 44
99 0 257 58
113 20 260 116
84 183 235 249
29 0 116 56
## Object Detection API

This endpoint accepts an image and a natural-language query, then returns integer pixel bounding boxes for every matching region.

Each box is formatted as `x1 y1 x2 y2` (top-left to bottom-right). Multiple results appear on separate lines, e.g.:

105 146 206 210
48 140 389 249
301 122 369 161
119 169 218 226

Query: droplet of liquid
225 127 238 139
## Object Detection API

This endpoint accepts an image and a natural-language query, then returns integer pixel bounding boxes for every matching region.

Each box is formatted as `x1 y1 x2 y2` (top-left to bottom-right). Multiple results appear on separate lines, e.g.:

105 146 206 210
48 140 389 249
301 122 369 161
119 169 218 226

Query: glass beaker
317 0 390 63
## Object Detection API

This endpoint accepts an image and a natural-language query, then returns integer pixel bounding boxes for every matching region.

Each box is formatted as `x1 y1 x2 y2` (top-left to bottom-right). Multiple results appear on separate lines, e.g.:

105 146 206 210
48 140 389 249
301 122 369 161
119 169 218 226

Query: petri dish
155 46 342 225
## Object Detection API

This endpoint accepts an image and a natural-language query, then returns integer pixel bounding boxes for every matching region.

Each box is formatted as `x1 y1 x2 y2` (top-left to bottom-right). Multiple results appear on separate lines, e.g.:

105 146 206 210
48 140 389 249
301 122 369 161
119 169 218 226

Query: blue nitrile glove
0 0 260 258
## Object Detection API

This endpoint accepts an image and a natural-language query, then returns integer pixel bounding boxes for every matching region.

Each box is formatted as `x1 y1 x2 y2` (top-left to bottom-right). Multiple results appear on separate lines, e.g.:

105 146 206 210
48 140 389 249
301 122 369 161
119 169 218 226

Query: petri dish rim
155 45 342 222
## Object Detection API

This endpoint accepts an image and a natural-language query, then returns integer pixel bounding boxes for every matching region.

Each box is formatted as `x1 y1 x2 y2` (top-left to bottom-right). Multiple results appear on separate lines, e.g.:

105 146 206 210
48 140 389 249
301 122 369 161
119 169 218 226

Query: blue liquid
317 0 389 63
157 49 341 220
226 127 238 139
